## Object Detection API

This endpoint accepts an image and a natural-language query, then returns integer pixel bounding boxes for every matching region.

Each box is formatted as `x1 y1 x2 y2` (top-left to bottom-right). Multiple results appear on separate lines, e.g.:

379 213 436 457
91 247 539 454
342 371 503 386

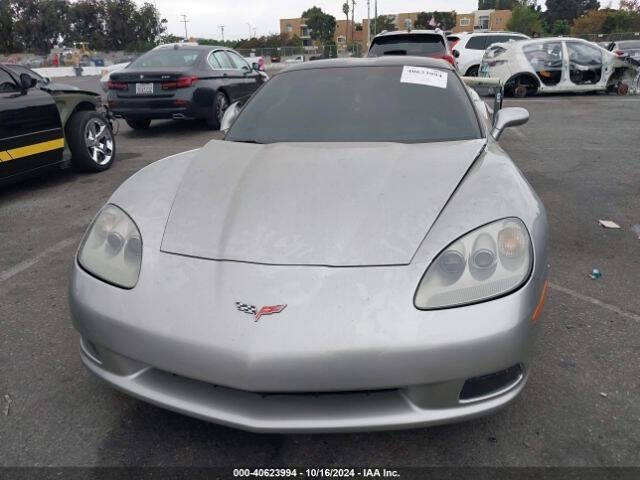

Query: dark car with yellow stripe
0 64 115 186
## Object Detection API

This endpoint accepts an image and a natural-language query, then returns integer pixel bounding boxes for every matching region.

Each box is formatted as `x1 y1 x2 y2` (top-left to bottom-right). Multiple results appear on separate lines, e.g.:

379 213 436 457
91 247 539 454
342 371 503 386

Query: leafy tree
544 0 600 24
132 2 167 51
416 11 457 30
12 0 71 53
301 6 336 45
0 1 17 53
548 19 571 35
507 4 544 35
601 9 640 32
371 14 397 35
67 0 107 50
342 2 350 42
620 0 640 11
570 9 608 34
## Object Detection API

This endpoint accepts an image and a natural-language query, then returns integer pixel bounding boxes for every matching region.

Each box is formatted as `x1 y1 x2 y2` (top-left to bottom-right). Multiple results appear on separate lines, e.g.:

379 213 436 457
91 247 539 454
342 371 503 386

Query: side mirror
20 73 37 90
252 62 260 71
452 49 460 58
220 101 242 132
43 76 51 85
491 107 529 141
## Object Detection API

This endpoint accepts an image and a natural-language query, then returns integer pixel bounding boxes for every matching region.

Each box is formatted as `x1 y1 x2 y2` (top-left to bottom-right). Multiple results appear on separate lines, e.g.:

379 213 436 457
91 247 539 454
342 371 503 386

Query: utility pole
366 0 370 47
180 14 189 41
247 22 252 39
351 0 356 53
219 25 225 42
374 0 377 37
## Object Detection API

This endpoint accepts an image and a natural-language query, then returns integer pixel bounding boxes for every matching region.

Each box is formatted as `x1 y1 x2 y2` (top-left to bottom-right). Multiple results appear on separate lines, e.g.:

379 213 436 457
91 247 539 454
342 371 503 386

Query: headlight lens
78 205 142 288
414 218 532 309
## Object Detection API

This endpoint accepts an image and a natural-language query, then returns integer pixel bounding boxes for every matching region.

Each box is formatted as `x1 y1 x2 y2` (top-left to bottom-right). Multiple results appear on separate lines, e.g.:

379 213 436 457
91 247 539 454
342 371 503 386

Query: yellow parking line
5 138 64 161
0 151 12 162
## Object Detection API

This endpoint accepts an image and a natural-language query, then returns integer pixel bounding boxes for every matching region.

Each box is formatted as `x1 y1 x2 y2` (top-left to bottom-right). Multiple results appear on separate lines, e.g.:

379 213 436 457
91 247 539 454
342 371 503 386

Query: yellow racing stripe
5 138 65 161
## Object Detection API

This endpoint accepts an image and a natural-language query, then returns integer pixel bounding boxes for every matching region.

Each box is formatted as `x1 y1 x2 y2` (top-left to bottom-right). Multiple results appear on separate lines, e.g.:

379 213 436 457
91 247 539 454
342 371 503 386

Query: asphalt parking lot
1 76 639 467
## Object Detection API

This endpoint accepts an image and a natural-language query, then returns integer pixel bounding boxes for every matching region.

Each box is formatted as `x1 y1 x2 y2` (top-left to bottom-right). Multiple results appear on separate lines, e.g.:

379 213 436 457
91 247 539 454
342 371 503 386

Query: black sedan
107 44 265 130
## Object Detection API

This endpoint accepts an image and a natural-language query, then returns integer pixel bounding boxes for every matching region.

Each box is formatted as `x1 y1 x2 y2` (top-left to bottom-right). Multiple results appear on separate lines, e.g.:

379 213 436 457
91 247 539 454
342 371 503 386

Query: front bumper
70 249 547 432
80 337 527 433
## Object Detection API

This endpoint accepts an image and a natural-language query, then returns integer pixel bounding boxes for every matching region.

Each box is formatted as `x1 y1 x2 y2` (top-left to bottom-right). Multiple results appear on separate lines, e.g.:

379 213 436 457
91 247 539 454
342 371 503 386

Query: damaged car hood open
161 139 485 266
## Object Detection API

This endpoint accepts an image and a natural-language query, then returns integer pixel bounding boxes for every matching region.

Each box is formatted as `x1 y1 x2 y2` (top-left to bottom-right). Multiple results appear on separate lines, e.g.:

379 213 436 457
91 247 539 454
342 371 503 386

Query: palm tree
342 2 350 44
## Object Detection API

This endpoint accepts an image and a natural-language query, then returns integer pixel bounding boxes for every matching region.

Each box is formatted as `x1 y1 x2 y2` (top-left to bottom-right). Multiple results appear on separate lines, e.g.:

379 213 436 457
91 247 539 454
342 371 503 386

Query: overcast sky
150 0 500 41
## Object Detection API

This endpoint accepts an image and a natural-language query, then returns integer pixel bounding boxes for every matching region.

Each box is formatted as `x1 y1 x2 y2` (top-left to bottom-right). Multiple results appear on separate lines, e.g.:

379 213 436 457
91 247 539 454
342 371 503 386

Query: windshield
226 65 482 144
368 34 446 57
128 49 201 68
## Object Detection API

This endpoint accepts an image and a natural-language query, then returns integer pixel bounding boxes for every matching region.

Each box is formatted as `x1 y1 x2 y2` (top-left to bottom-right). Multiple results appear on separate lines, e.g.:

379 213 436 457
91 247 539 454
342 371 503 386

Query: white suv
452 32 529 76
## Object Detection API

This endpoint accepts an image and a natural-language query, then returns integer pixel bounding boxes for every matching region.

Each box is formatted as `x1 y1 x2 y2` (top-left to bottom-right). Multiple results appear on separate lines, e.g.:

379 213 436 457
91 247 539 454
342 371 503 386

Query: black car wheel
465 65 479 77
206 91 229 130
66 111 115 172
125 119 151 130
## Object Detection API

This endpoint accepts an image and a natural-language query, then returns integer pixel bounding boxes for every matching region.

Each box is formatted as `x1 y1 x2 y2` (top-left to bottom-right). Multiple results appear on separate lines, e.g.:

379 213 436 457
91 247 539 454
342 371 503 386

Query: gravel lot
1 76 639 468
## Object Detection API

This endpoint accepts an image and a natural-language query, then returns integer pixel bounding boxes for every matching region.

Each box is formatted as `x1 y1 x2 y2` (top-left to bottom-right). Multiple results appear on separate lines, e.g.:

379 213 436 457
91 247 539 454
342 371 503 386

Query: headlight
414 218 532 309
78 205 142 288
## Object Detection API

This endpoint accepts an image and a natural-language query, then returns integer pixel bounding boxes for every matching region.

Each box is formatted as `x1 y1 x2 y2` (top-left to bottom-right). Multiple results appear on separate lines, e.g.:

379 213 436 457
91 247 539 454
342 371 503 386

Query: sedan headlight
414 218 532 309
78 205 142 288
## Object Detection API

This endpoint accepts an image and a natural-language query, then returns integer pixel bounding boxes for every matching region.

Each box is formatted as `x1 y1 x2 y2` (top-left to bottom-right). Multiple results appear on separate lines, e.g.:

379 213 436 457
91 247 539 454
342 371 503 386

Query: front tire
125 119 151 130
66 111 115 172
206 91 229 130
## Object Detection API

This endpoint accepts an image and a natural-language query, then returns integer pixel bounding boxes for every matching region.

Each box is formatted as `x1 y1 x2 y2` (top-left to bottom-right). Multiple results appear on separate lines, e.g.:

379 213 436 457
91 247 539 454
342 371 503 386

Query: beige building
452 9 512 33
279 17 313 46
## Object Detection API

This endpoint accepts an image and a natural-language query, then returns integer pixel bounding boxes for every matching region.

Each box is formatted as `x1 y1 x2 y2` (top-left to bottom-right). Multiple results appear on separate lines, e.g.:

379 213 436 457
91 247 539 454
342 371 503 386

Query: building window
460 18 470 26
286 24 292 33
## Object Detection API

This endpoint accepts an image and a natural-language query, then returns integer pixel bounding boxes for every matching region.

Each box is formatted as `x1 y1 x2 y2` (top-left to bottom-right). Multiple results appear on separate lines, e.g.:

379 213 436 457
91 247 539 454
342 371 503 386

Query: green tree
507 4 544 35
67 0 107 50
479 0 522 9
0 1 17 53
132 2 167 51
301 6 336 45
544 0 600 24
371 14 396 35
342 2 350 42
12 0 71 53
548 19 571 35
103 0 138 50
416 11 457 30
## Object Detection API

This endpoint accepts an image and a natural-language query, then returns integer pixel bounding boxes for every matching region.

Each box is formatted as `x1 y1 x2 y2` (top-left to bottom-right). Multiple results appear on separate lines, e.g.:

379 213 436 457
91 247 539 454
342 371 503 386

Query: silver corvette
69 57 549 433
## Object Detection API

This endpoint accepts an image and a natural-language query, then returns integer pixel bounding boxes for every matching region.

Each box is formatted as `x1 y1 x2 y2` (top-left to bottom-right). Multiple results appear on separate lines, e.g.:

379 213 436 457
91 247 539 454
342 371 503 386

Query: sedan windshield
368 35 446 57
128 49 201 68
226 65 482 144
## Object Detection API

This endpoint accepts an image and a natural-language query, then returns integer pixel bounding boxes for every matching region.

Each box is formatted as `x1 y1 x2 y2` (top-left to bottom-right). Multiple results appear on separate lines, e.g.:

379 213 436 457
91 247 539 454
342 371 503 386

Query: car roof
374 29 445 38
465 31 527 37
279 56 455 73
150 44 227 52
516 36 591 46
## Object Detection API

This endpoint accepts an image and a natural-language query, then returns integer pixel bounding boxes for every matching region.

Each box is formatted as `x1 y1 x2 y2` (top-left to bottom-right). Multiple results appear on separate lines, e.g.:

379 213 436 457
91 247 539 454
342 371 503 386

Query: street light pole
247 23 252 39
219 25 225 42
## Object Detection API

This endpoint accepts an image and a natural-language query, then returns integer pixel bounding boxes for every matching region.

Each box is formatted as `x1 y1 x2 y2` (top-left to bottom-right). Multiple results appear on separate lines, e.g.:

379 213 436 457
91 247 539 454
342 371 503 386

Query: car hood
161 139 485 266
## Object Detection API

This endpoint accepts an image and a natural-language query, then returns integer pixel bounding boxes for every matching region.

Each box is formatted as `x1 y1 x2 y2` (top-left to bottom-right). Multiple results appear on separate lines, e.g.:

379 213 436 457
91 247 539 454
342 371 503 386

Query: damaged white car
480 37 637 97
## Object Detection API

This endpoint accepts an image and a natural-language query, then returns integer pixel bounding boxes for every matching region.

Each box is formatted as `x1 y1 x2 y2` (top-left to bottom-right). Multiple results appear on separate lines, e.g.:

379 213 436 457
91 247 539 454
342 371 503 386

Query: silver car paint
69 123 549 431
161 139 485 266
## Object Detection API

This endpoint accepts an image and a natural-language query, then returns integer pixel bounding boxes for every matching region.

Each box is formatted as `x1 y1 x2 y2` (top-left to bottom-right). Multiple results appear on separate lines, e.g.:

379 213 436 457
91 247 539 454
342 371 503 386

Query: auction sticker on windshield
400 66 448 89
